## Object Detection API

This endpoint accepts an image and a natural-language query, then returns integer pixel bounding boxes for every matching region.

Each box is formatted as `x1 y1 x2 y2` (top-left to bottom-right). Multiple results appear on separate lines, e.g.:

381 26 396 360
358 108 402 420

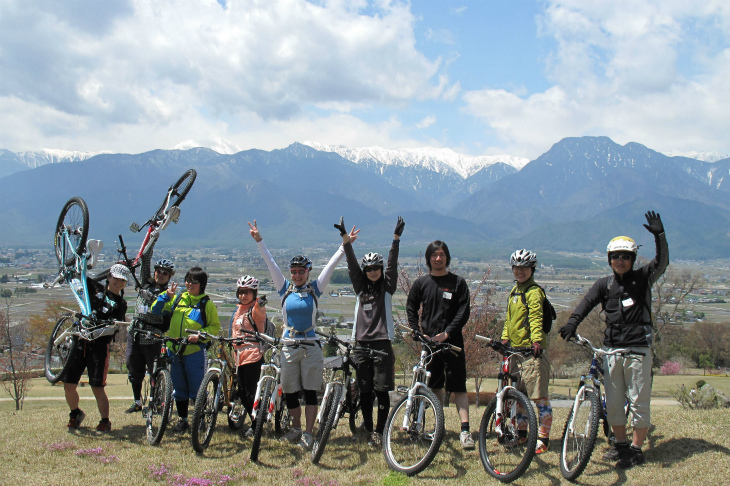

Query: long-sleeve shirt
151 291 221 354
502 277 547 347
406 272 470 345
566 231 669 347
128 238 169 344
346 239 399 342
256 240 344 339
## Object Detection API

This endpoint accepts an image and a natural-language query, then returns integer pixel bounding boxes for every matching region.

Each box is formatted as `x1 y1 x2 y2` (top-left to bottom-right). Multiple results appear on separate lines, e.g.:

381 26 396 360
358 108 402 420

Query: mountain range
0 136 728 261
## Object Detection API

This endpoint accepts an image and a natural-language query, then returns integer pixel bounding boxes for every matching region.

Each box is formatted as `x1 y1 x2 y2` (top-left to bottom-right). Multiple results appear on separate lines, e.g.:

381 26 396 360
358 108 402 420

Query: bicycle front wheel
274 387 291 436
560 385 600 481
155 169 197 219
191 370 220 453
479 390 538 483
147 369 173 446
54 197 89 266
44 316 77 383
312 384 342 464
382 388 445 476
250 380 274 462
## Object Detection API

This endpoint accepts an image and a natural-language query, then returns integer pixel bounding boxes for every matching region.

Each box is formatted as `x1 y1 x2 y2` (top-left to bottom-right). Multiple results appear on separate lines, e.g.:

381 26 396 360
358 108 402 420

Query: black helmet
289 255 312 270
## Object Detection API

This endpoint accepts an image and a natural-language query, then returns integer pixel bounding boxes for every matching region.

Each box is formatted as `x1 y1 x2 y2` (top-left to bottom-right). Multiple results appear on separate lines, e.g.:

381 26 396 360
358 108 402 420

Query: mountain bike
474 335 538 483
311 330 388 464
186 330 246 453
93 169 196 287
44 197 126 383
241 329 314 462
559 334 644 481
129 329 190 446
382 325 459 477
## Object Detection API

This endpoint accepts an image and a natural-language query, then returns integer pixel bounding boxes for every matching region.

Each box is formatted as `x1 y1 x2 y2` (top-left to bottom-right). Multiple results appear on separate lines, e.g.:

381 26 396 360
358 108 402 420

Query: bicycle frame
492 352 524 439
252 345 281 423
400 346 435 430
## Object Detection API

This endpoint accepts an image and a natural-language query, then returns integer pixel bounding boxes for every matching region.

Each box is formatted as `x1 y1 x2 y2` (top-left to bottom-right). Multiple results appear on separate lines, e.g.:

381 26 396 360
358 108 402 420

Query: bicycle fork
317 381 343 424
251 375 276 422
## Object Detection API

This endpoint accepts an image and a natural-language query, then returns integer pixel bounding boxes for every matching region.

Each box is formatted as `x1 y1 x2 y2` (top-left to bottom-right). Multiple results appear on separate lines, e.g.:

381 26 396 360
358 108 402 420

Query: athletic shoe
603 442 629 461
125 403 143 413
300 431 314 449
535 438 550 454
282 427 302 443
173 419 190 434
367 432 382 447
67 410 86 431
95 420 112 434
616 446 644 469
243 427 255 438
460 431 475 450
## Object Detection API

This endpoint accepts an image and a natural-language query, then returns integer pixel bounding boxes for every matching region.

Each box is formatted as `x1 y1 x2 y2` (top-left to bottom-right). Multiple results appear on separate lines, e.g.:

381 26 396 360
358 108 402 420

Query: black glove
257 295 268 308
394 216 405 236
138 288 155 303
643 211 664 235
531 342 543 358
559 323 578 341
334 216 346 236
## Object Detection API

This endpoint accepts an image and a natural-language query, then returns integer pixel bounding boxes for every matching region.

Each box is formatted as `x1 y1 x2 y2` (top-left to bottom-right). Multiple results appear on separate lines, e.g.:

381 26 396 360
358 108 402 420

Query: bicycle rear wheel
312 384 342 464
154 169 197 219
191 370 220 453
147 369 173 446
44 315 77 383
478 389 538 483
55 197 89 266
250 380 274 462
382 388 444 476
560 386 600 481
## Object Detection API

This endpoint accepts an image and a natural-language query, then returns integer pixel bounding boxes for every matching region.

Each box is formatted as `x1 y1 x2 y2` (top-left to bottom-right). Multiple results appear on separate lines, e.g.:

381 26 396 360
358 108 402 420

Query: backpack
510 283 557 334
229 307 278 338
281 281 318 308
163 290 210 330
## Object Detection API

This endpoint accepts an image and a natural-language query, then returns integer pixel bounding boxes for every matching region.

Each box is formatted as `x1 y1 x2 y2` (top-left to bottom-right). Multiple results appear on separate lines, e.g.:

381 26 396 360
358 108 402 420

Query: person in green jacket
501 249 552 454
151 266 220 433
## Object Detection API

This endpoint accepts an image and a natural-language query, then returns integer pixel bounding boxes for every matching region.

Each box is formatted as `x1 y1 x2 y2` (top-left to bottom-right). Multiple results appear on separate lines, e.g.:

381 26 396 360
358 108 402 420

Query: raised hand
394 216 405 236
248 220 262 242
334 216 347 236
643 211 664 235
348 225 360 244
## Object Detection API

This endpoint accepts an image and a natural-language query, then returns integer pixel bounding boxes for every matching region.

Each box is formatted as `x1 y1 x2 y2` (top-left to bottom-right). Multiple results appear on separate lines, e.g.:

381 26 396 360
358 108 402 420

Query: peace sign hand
248 220 262 242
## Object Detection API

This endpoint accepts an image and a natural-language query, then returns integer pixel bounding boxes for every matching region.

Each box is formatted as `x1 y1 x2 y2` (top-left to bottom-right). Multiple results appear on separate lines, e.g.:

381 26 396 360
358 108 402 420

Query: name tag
298 292 307 298
513 296 518 303
443 292 452 300
363 303 373 311
622 297 635 307
137 304 149 314
236 317 244 327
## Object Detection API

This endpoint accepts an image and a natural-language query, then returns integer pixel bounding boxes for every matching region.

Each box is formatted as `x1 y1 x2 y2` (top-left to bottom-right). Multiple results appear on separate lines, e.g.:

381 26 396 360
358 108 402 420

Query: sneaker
300 431 314 449
282 427 302 443
535 438 550 454
367 432 382 447
95 420 112 434
173 419 190 434
243 427 255 439
460 431 475 450
67 410 86 431
616 446 645 469
603 442 630 461
125 403 143 414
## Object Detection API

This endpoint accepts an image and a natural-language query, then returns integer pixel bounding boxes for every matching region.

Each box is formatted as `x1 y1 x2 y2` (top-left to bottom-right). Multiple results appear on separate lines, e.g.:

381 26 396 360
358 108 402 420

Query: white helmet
606 236 639 254
109 264 131 281
510 249 537 267
236 275 259 290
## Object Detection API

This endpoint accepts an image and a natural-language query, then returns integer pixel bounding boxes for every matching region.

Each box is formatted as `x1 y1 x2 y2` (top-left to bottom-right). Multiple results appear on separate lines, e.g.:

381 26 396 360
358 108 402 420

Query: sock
100 418 110 424
70 408 82 418
461 422 470 433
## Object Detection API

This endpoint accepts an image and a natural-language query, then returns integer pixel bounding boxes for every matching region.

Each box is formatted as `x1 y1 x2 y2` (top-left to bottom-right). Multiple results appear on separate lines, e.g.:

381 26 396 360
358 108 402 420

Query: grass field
2 375 730 486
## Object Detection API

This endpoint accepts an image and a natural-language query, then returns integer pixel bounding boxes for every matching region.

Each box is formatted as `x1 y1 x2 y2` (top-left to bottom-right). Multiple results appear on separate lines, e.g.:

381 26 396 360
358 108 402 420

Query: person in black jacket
559 211 668 469
406 240 474 450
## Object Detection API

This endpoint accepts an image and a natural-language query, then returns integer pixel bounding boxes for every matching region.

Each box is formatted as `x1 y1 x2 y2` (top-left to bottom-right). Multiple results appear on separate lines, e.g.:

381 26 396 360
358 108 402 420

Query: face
154 268 172 286
364 266 382 282
237 288 255 305
107 276 127 295
512 265 532 284
610 252 633 276
185 277 202 296
429 248 448 273
290 266 309 286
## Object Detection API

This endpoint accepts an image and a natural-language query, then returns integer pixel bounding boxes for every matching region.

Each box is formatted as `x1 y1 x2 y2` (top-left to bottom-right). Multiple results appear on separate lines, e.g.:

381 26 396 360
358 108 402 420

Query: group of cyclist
60 208 667 472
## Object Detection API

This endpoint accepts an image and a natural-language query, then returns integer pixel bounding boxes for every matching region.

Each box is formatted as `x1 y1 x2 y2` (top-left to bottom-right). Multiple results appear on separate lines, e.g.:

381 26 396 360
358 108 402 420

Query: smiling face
429 248 448 275
107 275 128 296
237 288 256 306
154 268 172 286
512 265 532 284
610 251 633 276
364 266 382 282
185 278 201 296
290 266 309 287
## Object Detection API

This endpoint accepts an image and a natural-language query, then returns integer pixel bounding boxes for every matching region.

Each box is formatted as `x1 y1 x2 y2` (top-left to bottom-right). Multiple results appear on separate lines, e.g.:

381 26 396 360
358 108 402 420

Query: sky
0 0 728 160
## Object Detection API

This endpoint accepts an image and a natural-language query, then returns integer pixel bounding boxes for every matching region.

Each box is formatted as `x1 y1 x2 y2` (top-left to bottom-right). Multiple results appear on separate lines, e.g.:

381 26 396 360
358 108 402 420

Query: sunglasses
610 253 632 261
237 289 255 295
290 269 307 275
155 269 170 276
185 279 200 285
364 266 381 273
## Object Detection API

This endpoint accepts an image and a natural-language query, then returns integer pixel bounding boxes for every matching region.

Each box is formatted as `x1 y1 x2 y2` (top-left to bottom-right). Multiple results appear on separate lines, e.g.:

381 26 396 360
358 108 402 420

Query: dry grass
2 377 730 486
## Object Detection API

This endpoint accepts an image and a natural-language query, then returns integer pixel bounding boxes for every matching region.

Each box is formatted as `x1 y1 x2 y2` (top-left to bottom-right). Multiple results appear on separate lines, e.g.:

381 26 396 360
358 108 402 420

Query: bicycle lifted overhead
475 335 539 483
559 334 643 481
381 325 460 477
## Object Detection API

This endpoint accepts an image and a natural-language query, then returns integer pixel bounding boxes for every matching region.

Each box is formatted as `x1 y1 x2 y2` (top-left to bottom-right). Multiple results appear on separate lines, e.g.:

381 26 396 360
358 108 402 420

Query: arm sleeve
140 236 157 284
256 240 286 292
150 291 172 315
443 277 470 337
566 279 604 328
314 245 345 293
526 287 546 344
406 280 422 331
384 239 400 295
202 299 221 337
646 231 669 285
344 242 365 294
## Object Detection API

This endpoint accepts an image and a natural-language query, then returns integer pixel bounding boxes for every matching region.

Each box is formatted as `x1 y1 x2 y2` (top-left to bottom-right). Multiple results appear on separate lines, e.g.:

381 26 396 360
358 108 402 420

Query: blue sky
0 0 728 159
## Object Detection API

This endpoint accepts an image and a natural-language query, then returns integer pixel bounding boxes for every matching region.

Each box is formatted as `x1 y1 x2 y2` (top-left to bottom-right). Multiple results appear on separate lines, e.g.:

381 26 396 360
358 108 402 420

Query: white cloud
416 115 436 129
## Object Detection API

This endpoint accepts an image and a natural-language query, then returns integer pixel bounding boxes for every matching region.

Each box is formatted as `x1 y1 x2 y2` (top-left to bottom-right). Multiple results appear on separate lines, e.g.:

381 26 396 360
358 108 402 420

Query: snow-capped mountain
662 150 730 163
172 138 243 155
15 148 109 168
302 142 529 178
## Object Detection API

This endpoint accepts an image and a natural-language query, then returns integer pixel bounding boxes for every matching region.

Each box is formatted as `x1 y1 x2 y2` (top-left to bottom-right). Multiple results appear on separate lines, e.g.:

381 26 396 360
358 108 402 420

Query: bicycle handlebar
571 334 645 357
397 323 462 354
239 328 315 348
474 334 533 356
130 328 190 346
314 329 389 359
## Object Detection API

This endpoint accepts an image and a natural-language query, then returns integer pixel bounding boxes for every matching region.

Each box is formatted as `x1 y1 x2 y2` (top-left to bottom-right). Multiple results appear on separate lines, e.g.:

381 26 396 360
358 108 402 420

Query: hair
185 267 208 293
425 240 451 270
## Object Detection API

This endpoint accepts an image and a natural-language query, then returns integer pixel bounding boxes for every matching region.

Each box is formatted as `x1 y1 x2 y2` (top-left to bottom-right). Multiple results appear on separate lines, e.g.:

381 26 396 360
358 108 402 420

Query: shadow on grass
646 437 730 467
311 434 372 470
